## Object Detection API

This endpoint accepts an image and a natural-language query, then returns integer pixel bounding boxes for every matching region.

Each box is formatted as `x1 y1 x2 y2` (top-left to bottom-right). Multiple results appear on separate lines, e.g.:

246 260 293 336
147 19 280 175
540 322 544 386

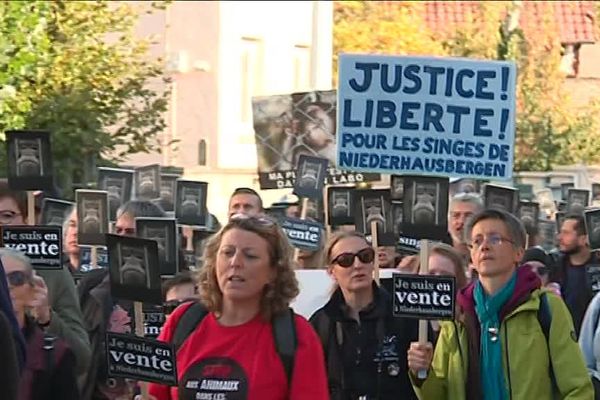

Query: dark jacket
309 283 418 400
0 310 20 400
549 251 597 335
19 316 79 400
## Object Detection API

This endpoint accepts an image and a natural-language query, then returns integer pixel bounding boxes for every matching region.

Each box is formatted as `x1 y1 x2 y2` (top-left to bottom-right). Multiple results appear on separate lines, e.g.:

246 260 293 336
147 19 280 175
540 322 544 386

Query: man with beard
448 193 483 259
551 213 597 336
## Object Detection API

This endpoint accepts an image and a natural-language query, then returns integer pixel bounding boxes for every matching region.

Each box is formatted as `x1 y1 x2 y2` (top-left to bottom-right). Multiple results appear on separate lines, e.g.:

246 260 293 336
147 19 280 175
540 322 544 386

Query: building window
293 44 311 91
198 139 207 166
240 37 263 123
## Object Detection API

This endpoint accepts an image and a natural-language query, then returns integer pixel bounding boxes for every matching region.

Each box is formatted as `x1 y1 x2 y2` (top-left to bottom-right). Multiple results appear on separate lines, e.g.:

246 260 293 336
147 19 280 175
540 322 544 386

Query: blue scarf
474 272 517 400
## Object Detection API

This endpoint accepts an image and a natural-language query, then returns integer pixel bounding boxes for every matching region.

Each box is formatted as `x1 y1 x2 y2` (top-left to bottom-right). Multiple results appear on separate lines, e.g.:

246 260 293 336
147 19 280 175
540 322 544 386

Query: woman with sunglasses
1 248 79 399
148 214 328 400
309 230 418 400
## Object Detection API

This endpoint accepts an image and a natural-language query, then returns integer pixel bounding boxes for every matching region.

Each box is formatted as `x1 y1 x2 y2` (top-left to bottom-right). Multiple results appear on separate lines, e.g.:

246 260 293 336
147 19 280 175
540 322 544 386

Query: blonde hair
323 230 370 266
430 243 467 289
197 216 299 319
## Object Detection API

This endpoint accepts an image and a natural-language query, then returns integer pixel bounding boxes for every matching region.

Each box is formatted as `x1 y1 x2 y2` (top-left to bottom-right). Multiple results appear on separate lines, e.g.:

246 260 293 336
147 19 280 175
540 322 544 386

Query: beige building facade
126 1 333 222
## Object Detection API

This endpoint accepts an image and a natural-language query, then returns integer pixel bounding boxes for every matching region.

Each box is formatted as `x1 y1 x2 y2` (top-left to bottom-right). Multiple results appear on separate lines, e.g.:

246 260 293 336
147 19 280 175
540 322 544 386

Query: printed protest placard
538 220 557 252
143 304 166 340
6 130 54 191
136 218 178 276
252 90 380 189
484 184 518 214
155 174 179 212
78 246 109 272
106 332 177 385
337 54 516 180
561 182 575 201
135 164 161 201
353 189 395 246
585 209 600 252
40 198 73 227
449 177 481 197
516 183 534 201
281 217 323 251
293 155 328 199
402 175 449 241
175 180 208 227
98 167 134 221
518 201 539 232
567 189 589 214
327 185 355 226
1 226 62 269
77 190 109 246
392 274 455 320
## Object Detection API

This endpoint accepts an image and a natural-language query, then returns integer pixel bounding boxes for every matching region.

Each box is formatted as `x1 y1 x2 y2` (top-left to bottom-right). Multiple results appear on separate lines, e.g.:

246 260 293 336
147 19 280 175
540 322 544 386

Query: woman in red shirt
149 214 328 400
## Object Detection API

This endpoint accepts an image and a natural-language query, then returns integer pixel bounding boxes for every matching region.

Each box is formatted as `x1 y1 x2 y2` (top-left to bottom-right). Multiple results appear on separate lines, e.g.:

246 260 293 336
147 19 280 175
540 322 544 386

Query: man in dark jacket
552 213 598 336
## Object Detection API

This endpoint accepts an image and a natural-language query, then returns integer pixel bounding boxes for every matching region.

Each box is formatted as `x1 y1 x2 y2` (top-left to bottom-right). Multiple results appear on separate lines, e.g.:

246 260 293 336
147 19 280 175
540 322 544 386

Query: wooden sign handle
134 301 149 398
27 191 35 226
90 246 98 269
418 239 430 379
293 198 310 264
370 220 380 285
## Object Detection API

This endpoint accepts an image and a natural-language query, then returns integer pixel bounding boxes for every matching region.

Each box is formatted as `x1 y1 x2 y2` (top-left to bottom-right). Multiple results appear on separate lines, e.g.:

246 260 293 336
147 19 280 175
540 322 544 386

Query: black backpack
172 302 298 384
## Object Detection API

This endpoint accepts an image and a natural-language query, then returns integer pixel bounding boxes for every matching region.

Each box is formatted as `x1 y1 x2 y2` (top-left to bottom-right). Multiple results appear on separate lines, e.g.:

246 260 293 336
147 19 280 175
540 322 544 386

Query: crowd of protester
2 178 600 400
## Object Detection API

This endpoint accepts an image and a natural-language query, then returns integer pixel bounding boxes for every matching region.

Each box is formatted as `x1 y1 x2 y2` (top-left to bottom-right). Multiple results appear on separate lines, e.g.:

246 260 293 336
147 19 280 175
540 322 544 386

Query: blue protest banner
337 54 517 180
281 217 323 251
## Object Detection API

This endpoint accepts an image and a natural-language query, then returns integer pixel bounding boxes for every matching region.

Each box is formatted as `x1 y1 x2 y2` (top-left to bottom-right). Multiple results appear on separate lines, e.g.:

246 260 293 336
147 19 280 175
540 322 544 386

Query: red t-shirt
149 303 328 400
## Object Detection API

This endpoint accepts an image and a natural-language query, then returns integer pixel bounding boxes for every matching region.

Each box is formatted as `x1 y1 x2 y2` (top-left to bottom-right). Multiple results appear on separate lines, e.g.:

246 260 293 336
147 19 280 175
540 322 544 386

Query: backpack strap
43 335 57 371
537 291 558 394
173 302 209 353
272 308 297 384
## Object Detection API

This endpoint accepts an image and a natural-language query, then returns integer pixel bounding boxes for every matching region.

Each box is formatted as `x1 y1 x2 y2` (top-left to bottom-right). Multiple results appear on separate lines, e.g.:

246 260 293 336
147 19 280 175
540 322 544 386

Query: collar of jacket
455 263 541 400
324 282 389 321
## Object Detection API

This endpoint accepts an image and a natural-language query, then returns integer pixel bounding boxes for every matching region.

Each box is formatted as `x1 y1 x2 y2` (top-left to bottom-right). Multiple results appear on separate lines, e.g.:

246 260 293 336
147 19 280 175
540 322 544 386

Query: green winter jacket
411 285 593 400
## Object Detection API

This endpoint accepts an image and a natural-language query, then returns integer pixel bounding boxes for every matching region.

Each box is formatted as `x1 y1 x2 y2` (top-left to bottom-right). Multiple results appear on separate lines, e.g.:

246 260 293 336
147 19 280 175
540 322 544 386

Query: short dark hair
465 208 527 249
563 213 586 236
162 271 195 300
230 187 263 210
0 180 27 217
116 200 166 220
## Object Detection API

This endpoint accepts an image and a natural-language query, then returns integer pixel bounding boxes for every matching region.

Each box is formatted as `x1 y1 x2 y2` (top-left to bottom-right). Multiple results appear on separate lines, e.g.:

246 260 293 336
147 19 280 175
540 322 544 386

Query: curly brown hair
197 216 299 319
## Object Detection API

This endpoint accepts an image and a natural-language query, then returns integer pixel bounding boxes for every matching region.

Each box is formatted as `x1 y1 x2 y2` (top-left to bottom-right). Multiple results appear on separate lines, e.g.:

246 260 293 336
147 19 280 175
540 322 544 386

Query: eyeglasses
6 270 32 287
0 210 21 224
467 233 514 249
331 247 375 268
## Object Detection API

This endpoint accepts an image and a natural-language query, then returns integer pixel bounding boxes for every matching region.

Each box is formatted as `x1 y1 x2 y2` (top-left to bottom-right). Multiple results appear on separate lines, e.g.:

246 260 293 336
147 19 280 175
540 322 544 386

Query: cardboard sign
6 130 54 191
327 185 355 226
585 209 600 252
293 155 328 199
252 89 380 189
402 175 449 241
392 274 455 319
337 54 517 180
136 218 178 276
484 184 518 214
353 189 395 245
40 198 74 227
567 189 589 214
281 217 323 251
76 190 109 246
0 226 62 269
175 180 208 226
106 332 177 386
107 234 162 304
79 246 109 272
97 167 134 221
135 164 161 200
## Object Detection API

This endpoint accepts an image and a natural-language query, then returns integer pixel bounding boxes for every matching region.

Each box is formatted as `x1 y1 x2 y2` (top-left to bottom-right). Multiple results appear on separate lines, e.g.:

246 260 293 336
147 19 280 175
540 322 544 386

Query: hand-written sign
1 226 62 269
281 217 323 251
393 274 455 320
106 332 177 386
337 54 516 180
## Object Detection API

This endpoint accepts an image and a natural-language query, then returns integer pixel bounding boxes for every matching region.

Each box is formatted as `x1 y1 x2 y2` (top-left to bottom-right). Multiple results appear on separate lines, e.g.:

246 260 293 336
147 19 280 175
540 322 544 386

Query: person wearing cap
522 246 561 297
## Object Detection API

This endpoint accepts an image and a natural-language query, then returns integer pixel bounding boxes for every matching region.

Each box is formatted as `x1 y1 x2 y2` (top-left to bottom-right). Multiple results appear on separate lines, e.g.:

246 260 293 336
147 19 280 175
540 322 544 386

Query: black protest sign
281 217 323 251
264 205 287 224
136 218 178 276
192 229 215 262
175 180 208 226
353 189 395 246
556 211 565 233
107 234 162 304
518 201 540 232
585 209 600 252
538 220 557 252
293 155 328 199
155 174 179 212
567 189 589 215
76 190 109 246
449 178 481 197
41 198 73 227
143 304 166 339
98 167 134 221
1 226 62 269
561 182 575 201
78 246 109 273
6 130 54 191
302 197 325 224
393 274 455 320
402 176 449 242
593 184 600 205
484 184 518 214
135 164 161 200
106 332 177 385
587 265 600 295
327 185 355 226
516 183 534 202
390 176 404 200
391 201 403 237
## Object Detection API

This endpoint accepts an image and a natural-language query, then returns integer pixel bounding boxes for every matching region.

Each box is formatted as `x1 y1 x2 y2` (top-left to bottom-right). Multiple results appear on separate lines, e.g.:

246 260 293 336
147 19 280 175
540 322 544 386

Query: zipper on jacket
503 322 513 400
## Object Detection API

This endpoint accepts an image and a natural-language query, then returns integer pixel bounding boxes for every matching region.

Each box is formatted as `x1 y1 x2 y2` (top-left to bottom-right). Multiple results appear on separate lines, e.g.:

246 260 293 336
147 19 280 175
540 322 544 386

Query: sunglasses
6 270 32 287
331 247 375 268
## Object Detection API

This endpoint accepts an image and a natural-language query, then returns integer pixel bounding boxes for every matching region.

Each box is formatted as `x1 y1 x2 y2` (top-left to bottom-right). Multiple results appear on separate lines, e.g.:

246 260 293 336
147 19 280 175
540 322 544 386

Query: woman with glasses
1 248 79 399
309 230 418 400
148 214 328 400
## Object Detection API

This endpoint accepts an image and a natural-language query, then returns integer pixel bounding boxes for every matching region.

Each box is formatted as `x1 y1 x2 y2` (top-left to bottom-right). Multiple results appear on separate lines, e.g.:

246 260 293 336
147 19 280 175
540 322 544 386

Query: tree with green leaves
0 1 171 194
